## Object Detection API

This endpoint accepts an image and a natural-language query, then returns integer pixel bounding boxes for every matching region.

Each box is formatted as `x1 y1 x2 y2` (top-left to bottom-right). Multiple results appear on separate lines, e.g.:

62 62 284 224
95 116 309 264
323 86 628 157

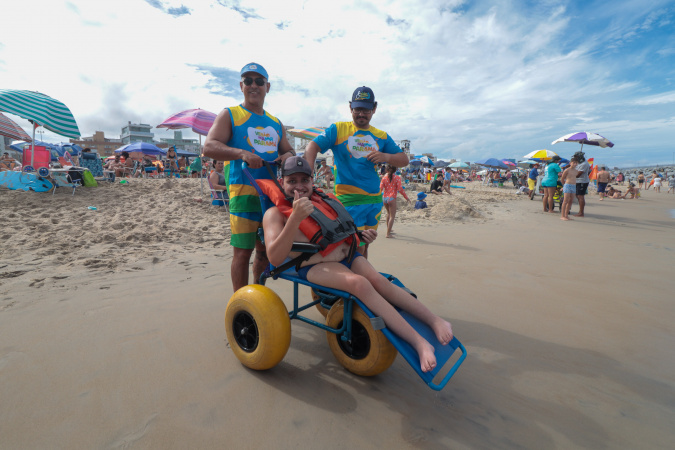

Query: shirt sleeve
311 124 337 154
381 134 402 154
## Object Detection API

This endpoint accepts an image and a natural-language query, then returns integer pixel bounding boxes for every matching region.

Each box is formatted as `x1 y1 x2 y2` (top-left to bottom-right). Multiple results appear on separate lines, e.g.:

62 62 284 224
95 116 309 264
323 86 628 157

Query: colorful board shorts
345 202 382 232
229 211 263 249
576 182 589 196
597 182 608 193
296 252 362 280
563 183 576 194
528 179 536 190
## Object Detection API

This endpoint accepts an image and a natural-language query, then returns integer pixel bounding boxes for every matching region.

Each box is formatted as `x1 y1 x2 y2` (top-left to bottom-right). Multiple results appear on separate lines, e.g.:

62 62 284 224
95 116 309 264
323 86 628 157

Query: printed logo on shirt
247 126 279 154
347 134 379 159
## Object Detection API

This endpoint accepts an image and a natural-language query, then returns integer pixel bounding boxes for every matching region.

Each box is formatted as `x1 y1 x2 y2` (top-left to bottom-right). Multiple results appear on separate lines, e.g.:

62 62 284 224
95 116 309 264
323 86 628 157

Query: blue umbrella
409 159 422 166
475 157 509 170
115 142 166 156
448 161 469 168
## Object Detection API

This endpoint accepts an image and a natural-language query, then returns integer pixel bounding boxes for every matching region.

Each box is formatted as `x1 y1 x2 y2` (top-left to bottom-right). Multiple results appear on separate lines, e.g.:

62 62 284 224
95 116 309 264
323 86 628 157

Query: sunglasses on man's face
242 77 266 86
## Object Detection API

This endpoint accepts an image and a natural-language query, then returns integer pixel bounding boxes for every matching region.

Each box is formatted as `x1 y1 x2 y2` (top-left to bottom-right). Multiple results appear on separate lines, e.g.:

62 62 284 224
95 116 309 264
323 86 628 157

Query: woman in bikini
166 146 178 174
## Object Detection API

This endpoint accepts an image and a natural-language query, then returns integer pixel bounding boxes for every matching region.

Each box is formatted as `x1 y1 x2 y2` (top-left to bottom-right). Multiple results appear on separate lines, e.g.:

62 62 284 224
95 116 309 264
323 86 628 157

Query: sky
1 0 674 168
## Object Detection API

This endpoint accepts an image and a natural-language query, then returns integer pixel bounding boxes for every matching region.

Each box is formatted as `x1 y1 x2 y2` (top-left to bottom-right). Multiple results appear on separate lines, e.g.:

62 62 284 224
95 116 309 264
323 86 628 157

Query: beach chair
224 164 466 391
50 168 82 196
79 152 115 182
207 173 229 210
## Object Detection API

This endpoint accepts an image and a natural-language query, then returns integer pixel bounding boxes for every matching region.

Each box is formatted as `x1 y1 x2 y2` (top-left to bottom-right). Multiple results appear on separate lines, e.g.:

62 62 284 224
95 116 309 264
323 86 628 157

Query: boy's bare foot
386 234 393 238
431 318 454 345
561 217 570 221
416 340 437 373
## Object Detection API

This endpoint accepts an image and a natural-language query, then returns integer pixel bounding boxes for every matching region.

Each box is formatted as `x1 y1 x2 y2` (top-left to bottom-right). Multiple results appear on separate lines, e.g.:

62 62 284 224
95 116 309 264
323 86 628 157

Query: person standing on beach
203 62 296 292
380 165 410 238
528 163 540 200
541 156 562 213
304 86 409 258
573 151 590 217
597 166 611 200
560 157 580 221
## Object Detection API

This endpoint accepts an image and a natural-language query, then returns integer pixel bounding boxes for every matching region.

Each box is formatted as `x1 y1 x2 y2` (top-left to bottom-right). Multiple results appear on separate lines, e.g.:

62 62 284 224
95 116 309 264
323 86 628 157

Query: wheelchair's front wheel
225 285 291 370
325 300 397 376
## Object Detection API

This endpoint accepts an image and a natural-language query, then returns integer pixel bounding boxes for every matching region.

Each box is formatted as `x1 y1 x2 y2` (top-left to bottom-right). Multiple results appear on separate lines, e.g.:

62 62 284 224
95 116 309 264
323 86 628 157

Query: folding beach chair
50 169 82 196
207 173 229 211
223 164 466 391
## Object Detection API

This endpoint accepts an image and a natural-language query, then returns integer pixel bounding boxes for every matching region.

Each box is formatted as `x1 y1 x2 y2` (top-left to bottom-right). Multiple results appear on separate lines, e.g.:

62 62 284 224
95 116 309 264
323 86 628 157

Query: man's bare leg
574 194 585 217
231 247 254 292
252 240 268 285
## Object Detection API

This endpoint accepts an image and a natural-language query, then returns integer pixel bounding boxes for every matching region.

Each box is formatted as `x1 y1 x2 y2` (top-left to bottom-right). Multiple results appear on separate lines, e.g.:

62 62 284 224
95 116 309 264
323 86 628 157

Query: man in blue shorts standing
304 86 409 258
204 62 296 291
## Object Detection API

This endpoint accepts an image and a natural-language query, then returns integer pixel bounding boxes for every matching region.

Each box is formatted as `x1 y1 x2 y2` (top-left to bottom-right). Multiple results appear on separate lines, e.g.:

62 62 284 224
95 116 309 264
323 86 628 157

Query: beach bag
82 170 98 187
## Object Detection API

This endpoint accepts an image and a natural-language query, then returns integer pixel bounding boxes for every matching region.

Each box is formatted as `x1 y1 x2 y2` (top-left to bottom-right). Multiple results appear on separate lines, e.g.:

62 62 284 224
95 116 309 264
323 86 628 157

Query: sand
1 178 674 449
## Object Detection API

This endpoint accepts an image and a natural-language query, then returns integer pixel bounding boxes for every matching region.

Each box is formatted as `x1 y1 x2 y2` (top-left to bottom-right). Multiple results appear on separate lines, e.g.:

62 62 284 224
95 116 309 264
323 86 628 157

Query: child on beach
668 176 675 194
263 156 453 373
415 191 428 209
559 157 579 221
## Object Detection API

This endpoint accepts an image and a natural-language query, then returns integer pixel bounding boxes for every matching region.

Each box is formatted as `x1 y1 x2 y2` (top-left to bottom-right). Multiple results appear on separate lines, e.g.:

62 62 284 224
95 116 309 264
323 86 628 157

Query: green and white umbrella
0 89 81 166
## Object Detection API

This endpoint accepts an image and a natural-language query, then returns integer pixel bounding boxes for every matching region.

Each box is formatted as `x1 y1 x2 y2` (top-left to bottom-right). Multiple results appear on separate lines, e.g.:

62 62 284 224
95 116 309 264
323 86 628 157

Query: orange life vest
256 179 360 256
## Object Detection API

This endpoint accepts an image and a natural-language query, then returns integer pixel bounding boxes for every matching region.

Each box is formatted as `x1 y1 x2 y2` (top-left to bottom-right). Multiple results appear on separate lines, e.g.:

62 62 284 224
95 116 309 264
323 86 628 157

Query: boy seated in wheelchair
262 156 454 373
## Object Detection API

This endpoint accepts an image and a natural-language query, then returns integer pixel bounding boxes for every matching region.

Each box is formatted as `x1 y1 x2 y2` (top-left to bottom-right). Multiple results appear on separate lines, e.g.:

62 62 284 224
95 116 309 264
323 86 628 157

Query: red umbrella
0 112 32 142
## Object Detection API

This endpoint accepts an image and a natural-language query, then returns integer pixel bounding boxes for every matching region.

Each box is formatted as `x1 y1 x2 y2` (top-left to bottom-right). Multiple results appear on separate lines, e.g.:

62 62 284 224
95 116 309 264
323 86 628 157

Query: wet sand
1 179 674 448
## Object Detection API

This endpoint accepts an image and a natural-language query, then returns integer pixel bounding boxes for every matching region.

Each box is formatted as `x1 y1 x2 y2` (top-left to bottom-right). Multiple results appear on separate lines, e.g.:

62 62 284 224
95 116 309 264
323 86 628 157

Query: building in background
159 130 199 152
69 131 123 156
284 126 296 151
121 122 154 145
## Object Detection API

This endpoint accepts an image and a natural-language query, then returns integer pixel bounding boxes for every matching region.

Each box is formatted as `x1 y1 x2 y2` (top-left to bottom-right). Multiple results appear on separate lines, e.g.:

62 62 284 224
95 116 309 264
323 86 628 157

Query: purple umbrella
552 132 614 151
156 108 217 136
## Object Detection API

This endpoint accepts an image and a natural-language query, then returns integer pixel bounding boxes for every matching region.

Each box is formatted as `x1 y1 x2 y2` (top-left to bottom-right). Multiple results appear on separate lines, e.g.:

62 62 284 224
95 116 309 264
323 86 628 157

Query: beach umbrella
0 89 81 166
448 161 469 168
0 112 31 142
419 156 434 166
517 159 539 168
114 142 165 156
474 157 509 170
523 149 558 160
552 131 614 151
501 159 517 169
286 127 326 140
409 159 422 166
435 160 450 167
157 109 217 194
156 108 217 137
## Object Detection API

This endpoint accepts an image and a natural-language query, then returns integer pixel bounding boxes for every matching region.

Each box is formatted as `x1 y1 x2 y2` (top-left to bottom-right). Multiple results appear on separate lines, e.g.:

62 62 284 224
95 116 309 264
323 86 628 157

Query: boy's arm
262 193 314 267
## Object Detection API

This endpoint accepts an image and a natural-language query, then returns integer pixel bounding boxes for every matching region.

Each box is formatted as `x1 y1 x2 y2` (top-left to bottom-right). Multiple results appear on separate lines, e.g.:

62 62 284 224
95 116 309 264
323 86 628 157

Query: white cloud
1 0 673 166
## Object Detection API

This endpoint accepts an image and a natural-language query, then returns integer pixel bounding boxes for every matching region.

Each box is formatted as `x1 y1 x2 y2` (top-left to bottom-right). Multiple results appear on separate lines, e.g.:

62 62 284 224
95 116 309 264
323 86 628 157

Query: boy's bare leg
307 262 439 373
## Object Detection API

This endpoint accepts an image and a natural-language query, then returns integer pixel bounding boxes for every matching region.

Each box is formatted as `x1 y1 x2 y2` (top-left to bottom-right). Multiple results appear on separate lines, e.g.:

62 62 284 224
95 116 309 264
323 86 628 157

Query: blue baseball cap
351 86 376 109
240 63 268 79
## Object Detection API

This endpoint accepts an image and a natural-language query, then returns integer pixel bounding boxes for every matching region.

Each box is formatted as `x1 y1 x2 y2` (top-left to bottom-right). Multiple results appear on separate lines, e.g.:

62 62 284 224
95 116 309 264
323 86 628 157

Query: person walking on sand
560 157 580 221
203 62 296 292
528 163 540 200
380 165 410 238
597 166 611 200
573 151 590 217
667 176 675 194
304 86 409 259
653 174 662 193
541 156 562 213
263 156 453 373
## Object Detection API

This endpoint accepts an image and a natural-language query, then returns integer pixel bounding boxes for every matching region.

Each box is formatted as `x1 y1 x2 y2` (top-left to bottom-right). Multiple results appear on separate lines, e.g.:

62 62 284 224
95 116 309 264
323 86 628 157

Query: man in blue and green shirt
305 86 409 257
204 62 295 291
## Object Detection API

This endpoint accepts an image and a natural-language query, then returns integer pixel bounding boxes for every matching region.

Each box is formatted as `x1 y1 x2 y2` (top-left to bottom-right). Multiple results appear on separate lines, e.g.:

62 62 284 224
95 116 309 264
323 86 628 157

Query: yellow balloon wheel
225 285 291 370
325 300 397 376
312 288 331 318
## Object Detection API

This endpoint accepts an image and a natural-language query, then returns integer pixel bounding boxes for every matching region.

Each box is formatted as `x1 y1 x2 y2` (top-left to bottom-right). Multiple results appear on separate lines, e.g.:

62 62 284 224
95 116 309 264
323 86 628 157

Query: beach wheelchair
224 165 466 391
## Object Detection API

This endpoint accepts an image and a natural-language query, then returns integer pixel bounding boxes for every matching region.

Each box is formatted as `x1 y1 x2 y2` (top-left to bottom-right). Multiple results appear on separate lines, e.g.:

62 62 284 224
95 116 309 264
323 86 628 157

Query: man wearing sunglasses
204 62 295 292
304 86 409 258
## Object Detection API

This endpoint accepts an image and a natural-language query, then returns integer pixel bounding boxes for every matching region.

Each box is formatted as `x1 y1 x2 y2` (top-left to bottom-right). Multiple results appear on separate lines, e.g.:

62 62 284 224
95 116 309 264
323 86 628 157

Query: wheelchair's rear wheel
225 285 291 370
325 300 397 376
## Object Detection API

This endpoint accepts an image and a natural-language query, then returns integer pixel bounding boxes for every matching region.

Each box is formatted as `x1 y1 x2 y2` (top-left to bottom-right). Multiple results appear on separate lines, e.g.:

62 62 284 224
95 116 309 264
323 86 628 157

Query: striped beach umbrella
287 127 326 140
523 149 558 160
0 112 32 142
0 90 80 139
156 108 217 136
